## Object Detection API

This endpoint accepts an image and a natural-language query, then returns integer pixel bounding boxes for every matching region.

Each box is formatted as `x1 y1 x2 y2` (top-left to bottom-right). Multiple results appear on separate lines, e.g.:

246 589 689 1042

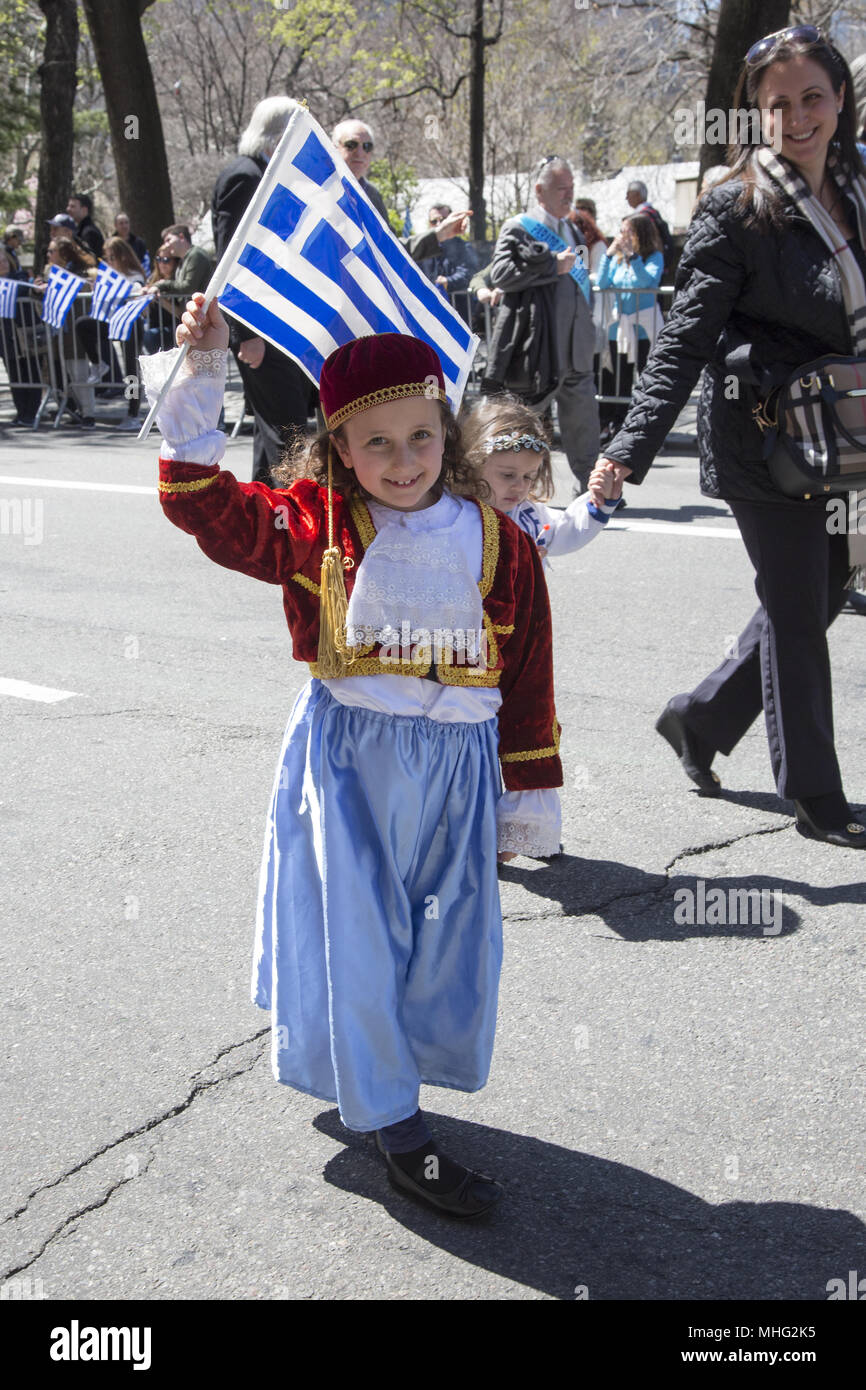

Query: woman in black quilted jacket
596 27 866 849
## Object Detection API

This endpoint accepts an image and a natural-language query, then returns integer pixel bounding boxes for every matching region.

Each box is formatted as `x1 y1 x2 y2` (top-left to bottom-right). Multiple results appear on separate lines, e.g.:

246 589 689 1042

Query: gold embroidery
478 501 499 598
348 496 376 551
491 623 514 634
292 571 320 596
326 383 448 431
500 719 561 763
158 474 219 495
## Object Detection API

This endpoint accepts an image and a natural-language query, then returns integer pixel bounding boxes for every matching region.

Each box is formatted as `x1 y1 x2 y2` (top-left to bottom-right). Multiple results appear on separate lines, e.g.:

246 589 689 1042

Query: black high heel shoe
655 701 721 796
793 800 866 849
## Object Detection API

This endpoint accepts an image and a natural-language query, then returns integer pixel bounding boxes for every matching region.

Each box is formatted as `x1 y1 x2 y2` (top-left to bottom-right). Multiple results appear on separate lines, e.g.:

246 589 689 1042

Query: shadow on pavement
498 855 866 941
313 1109 866 1300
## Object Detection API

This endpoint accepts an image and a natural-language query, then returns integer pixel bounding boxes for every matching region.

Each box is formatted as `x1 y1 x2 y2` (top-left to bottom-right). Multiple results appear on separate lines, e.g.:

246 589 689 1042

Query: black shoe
845 591 866 614
655 700 721 796
374 1131 502 1219
793 799 866 848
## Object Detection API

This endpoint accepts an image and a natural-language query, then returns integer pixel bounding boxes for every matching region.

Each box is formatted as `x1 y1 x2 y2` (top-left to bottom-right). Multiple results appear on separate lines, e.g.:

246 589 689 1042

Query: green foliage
271 0 358 53
0 1 43 171
368 156 418 228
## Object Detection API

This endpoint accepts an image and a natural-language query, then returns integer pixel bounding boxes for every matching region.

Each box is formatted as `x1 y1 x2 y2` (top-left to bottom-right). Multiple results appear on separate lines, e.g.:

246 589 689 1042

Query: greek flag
91 262 132 322
108 294 150 341
0 276 21 319
216 106 477 407
42 265 83 328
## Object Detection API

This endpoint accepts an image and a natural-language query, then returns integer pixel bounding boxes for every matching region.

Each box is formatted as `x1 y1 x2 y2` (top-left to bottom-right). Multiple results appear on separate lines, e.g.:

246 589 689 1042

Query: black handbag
754 355 866 498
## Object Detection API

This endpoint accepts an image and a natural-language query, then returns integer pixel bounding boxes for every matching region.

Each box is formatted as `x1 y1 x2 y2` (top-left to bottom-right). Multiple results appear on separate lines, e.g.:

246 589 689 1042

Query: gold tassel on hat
316 443 355 677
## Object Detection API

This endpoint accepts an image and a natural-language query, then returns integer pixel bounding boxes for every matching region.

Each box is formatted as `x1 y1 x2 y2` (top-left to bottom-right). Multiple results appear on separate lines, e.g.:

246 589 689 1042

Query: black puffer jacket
605 180 854 505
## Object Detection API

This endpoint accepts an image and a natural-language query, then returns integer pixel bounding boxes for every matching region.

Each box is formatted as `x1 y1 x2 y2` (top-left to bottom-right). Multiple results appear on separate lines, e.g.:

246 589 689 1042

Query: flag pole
137 103 306 442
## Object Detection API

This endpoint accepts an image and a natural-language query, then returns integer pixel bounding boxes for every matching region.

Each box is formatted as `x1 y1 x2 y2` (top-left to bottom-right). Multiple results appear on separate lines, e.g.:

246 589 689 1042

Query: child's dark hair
459 393 554 503
271 399 478 499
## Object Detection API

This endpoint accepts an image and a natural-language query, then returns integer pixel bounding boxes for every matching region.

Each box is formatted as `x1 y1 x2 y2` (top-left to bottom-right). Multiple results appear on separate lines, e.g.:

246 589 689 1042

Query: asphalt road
1 417 864 1302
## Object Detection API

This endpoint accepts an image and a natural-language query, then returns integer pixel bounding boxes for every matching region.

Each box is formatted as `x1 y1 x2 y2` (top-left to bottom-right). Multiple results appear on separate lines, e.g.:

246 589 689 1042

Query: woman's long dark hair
704 34 864 229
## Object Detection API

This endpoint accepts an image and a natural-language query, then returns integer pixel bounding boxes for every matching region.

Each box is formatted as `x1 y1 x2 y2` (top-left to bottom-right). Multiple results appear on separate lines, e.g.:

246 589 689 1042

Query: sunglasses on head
341 138 374 152
745 24 821 65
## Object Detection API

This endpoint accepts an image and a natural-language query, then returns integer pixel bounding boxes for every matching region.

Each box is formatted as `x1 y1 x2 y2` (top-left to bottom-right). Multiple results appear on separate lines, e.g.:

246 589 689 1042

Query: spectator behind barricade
66 193 105 259
419 203 478 323
141 244 182 355
570 207 611 379
114 212 150 275
3 226 28 280
625 180 673 271
31 234 99 426
596 212 664 446
0 245 39 424
150 224 212 298
102 237 147 431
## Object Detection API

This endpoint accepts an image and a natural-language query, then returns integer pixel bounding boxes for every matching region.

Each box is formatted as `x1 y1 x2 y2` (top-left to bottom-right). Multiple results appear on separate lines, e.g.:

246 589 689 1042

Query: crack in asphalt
2 1029 269 1276
502 821 793 927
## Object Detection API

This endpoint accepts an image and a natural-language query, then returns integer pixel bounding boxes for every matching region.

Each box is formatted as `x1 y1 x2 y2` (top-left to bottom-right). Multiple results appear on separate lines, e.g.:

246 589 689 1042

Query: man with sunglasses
332 120 389 222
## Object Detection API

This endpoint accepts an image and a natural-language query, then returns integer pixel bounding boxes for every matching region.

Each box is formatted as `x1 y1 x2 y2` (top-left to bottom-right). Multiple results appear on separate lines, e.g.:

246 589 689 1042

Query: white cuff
139 347 227 466
497 788 561 858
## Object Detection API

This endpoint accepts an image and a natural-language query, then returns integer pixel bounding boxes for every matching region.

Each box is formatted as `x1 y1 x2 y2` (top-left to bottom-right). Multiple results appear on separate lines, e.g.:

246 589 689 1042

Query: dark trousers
234 342 312 484
600 339 650 433
674 498 852 800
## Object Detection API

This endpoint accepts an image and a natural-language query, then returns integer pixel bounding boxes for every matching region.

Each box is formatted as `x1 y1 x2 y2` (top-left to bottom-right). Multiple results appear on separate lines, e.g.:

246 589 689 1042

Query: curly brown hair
459 393 554 503
271 400 480 500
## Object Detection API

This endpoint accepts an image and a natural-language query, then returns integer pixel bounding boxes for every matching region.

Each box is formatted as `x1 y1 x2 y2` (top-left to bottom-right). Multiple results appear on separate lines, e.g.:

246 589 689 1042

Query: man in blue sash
485 156 599 492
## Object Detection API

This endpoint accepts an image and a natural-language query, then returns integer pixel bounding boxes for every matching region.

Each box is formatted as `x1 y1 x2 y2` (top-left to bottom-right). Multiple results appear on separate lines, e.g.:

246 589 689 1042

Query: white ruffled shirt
140 346 561 858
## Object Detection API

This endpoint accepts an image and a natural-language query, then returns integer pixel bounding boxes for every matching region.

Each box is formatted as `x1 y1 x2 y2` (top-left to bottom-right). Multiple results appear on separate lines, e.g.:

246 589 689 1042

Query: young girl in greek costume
140 295 563 1219
461 393 622 567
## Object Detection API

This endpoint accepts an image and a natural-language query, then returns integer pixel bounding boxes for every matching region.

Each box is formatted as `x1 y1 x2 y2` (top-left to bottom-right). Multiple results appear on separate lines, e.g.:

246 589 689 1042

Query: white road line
0 475 742 539
0 677 78 703
607 520 739 539
0 476 156 495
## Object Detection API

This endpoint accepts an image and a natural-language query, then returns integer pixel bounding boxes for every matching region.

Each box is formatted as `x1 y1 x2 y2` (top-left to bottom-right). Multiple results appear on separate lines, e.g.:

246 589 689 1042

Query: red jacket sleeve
497 529 562 792
158 460 322 585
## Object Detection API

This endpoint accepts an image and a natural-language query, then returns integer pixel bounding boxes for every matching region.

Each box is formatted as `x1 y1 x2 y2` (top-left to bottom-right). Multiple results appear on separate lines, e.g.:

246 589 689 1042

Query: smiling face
482 449 542 512
758 54 844 177
333 395 445 511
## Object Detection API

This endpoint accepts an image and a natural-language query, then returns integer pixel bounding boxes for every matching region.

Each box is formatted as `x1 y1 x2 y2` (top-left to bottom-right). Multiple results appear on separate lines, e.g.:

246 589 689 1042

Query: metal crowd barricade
0 286 247 432
447 281 672 408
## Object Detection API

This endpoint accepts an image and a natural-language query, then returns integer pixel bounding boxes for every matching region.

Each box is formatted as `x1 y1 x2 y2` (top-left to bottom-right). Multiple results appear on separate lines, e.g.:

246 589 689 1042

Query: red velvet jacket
159 459 562 792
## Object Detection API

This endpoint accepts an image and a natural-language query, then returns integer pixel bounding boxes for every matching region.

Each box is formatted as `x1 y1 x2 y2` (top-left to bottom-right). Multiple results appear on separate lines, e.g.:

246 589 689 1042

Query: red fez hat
319 332 447 430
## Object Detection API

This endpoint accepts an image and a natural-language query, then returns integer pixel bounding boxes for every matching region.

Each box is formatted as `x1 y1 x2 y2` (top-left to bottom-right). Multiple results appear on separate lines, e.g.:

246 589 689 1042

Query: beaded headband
483 431 548 455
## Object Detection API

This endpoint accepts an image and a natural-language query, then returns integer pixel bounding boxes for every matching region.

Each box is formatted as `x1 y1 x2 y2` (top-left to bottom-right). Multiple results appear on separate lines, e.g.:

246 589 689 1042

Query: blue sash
519 215 592 305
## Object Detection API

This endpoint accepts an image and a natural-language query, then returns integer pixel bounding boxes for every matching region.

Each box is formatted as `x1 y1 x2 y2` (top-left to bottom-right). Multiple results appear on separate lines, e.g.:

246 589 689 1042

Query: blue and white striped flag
108 293 150 341
91 261 132 322
0 276 21 319
42 265 83 328
215 106 478 408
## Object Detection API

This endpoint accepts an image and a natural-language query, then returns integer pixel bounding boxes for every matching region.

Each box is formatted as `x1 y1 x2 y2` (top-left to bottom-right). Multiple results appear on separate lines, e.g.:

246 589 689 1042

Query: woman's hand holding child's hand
587 460 624 508
176 292 229 353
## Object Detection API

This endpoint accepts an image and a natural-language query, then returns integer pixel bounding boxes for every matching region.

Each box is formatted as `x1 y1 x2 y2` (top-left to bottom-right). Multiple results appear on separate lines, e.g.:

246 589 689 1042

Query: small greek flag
215 104 477 407
0 276 21 319
91 262 132 322
108 293 150 341
42 265 83 328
